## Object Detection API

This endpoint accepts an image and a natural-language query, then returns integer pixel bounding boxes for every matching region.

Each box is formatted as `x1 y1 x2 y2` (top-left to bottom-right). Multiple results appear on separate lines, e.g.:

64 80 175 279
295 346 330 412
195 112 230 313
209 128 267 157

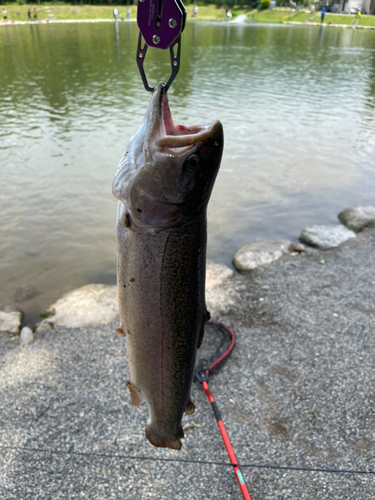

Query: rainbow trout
112 83 223 450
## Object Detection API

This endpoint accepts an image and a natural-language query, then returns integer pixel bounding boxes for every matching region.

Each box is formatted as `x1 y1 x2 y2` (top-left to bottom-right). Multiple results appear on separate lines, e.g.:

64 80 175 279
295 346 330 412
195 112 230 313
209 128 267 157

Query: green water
1 21 375 325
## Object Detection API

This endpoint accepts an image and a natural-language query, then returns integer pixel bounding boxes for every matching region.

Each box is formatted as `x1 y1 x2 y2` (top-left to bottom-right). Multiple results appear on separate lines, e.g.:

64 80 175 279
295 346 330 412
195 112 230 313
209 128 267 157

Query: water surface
1 21 375 324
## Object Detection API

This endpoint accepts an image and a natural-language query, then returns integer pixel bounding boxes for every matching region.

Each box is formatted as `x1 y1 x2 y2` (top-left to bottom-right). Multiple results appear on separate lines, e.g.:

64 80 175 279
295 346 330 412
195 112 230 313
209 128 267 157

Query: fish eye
186 154 200 172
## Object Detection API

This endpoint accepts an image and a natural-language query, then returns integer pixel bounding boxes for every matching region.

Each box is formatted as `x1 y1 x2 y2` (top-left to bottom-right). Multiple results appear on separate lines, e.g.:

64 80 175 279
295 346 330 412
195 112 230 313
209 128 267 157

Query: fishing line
1 445 374 475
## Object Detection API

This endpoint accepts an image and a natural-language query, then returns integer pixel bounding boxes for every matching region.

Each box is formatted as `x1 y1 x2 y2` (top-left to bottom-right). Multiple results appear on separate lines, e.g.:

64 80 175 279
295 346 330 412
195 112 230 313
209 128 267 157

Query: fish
112 82 223 450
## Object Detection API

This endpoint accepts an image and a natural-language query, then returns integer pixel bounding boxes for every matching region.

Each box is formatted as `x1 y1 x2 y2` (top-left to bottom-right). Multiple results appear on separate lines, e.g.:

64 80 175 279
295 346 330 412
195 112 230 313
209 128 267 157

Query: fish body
113 83 223 450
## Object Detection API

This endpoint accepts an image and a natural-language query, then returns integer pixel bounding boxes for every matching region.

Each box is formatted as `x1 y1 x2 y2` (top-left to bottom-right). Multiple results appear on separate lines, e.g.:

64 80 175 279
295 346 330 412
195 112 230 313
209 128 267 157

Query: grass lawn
1 3 374 27
253 9 373 26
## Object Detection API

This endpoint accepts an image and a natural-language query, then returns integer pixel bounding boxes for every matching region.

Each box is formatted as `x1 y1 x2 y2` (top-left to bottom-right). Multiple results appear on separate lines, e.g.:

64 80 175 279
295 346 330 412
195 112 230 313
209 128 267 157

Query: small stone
183 423 204 431
293 243 305 252
34 320 54 335
233 240 293 272
206 261 234 289
20 326 34 346
338 205 375 232
15 284 37 302
0 306 24 335
300 225 355 250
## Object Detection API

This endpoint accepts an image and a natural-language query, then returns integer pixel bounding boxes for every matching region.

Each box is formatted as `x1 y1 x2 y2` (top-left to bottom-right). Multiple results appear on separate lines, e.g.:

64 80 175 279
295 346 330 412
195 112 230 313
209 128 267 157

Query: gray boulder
206 261 234 289
0 306 24 335
20 327 34 346
40 284 118 329
300 225 355 249
232 240 293 272
338 206 375 232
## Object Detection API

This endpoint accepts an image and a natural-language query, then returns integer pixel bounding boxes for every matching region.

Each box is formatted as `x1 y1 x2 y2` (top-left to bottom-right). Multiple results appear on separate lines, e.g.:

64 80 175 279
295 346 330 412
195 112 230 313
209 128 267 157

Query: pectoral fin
185 401 196 415
125 380 145 407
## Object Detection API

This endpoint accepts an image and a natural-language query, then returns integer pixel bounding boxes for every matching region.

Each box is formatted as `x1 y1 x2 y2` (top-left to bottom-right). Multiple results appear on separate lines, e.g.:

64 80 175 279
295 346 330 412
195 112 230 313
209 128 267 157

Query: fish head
113 83 223 230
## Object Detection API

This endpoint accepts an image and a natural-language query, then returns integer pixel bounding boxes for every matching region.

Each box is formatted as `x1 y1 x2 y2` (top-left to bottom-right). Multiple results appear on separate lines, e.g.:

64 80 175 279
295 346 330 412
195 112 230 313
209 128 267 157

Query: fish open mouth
152 83 219 153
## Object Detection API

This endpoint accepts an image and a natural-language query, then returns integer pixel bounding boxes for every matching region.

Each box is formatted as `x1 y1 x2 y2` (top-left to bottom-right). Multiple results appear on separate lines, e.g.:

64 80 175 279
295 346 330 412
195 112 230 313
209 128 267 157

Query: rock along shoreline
1 204 374 345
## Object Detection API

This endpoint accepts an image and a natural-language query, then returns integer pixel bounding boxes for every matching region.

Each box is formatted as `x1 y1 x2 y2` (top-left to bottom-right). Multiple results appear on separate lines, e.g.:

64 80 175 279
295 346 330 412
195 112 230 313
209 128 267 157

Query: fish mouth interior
153 87 217 153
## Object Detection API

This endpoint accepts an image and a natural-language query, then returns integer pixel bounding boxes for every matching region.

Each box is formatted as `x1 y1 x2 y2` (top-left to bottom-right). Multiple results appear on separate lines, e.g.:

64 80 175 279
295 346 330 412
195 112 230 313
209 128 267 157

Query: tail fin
145 425 184 450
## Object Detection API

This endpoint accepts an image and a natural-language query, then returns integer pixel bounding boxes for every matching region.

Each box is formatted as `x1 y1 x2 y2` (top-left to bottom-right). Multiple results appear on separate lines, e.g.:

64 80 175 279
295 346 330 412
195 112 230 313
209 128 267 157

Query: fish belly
116 202 208 449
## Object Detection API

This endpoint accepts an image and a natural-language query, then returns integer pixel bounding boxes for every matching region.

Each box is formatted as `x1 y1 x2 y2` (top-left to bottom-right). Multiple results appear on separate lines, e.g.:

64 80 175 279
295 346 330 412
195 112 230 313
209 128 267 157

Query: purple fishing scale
137 0 185 50
136 0 186 92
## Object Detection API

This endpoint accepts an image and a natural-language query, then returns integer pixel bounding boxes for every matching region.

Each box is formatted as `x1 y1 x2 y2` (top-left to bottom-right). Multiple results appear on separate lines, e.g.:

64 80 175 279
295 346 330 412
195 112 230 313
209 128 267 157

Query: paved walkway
1 228 375 499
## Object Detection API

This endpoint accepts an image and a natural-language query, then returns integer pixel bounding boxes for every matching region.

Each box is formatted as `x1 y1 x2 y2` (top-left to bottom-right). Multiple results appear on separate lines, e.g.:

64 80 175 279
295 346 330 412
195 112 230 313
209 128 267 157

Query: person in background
113 7 118 20
2 8 7 23
27 8 31 21
355 8 361 27
321 5 326 23
126 7 131 19
33 8 38 21
193 5 198 17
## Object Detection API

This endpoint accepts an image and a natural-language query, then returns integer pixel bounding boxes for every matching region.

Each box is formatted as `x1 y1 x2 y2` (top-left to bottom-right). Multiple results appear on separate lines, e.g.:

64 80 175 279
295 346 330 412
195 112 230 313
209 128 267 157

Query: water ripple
1 22 375 322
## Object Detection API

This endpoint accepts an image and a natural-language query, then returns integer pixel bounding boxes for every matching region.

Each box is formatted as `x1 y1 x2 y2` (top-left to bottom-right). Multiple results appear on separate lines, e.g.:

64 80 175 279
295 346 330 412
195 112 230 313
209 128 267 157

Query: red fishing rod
194 322 252 500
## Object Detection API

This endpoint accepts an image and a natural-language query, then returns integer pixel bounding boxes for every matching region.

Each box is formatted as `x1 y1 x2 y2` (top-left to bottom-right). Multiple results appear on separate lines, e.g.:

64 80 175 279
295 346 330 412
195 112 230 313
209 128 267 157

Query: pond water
1 21 375 325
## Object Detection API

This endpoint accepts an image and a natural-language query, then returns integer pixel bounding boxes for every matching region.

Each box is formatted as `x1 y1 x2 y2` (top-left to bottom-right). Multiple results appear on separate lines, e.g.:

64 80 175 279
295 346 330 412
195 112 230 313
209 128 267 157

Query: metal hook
166 36 181 92
136 33 181 93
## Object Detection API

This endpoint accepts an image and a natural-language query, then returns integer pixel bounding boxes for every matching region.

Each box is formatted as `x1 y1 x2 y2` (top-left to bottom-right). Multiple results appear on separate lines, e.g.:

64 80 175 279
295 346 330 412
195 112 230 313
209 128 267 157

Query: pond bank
286 20 375 28
2 17 375 30
0 18 136 26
